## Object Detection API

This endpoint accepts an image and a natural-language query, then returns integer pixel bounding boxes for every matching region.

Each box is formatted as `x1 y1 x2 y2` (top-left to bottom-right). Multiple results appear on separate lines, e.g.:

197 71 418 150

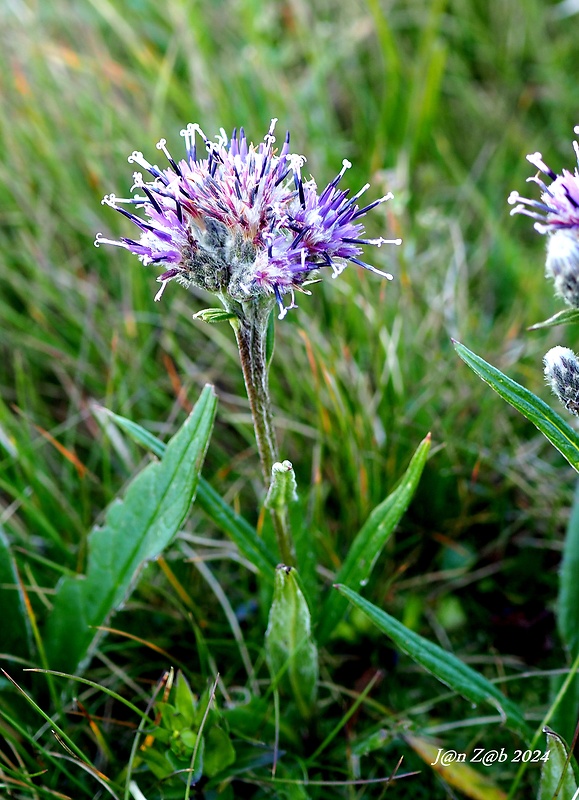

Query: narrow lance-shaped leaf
528 307 579 331
45 385 217 673
551 480 579 743
538 728 579 800
317 434 431 645
265 565 318 720
93 405 277 580
334 585 531 740
454 340 579 472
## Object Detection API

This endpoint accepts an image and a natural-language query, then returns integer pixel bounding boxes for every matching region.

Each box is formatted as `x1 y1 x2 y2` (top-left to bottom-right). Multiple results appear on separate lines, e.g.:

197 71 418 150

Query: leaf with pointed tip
454 340 579 472
193 308 238 323
538 728 579 800
528 308 579 330
266 565 318 719
45 385 217 673
334 584 530 740
93 406 277 581
317 434 430 645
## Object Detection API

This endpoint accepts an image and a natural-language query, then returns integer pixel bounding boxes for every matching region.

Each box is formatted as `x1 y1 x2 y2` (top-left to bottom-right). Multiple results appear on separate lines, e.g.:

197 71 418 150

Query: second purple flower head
508 126 579 308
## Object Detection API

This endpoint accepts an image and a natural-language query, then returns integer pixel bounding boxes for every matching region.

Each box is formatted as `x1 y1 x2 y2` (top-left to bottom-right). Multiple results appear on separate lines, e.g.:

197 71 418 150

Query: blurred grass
1 0 579 795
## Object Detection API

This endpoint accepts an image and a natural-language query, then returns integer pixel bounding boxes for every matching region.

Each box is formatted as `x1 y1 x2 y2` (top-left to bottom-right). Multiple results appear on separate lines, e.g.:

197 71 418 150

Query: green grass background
2 0 579 797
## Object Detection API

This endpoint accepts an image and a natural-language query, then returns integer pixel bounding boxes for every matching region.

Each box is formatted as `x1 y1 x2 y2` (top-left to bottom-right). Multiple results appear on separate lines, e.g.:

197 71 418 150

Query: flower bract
544 345 579 416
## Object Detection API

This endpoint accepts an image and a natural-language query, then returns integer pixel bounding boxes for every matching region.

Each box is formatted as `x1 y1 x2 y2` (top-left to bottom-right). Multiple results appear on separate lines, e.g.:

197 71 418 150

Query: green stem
228 299 295 566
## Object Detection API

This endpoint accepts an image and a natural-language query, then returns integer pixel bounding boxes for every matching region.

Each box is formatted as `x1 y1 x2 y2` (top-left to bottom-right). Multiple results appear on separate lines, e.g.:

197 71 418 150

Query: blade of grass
0 528 32 660
2 668 90 762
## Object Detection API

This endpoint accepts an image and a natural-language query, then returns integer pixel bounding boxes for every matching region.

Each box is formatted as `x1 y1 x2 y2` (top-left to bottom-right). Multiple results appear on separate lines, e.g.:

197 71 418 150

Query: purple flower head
508 126 579 234
95 119 401 318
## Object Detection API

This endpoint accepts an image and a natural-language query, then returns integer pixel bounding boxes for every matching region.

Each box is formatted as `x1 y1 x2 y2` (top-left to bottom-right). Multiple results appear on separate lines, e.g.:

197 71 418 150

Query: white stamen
526 152 551 174
349 183 370 203
288 153 307 173
509 203 529 216
180 123 197 155
264 118 278 151
94 232 126 249
509 203 546 223
338 159 352 180
367 266 394 280
154 279 170 302
128 151 152 170
101 194 117 207
191 123 209 146
330 260 347 278
371 237 402 248
526 175 551 194
277 286 298 320
156 138 173 163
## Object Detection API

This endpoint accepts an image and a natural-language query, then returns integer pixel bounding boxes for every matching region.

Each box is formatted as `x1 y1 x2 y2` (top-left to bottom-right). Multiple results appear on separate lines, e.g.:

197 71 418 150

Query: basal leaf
334 585 530 740
94 406 277 581
45 385 217 673
317 434 430 645
454 341 579 472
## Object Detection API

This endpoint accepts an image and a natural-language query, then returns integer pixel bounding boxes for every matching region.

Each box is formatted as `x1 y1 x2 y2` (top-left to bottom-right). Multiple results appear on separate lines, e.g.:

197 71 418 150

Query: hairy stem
228 299 295 566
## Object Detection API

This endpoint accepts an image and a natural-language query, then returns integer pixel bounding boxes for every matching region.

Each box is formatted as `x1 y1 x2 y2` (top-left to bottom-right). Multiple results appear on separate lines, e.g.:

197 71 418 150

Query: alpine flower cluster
509 126 579 418
508 127 579 309
96 119 401 319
